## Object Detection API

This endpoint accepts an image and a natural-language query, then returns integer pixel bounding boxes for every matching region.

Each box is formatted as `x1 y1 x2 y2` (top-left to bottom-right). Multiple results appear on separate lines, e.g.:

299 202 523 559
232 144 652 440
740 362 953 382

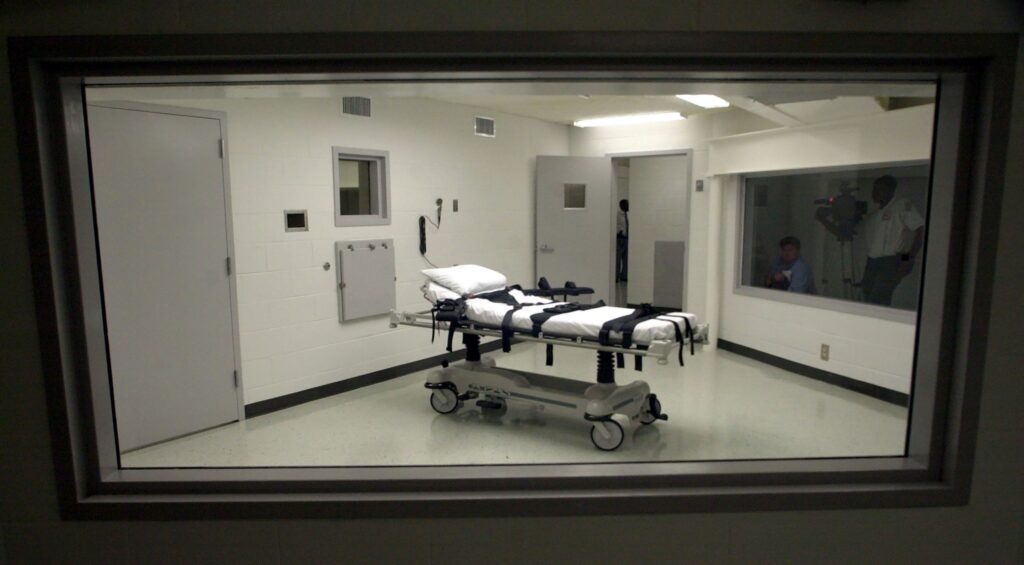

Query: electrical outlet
820 344 830 361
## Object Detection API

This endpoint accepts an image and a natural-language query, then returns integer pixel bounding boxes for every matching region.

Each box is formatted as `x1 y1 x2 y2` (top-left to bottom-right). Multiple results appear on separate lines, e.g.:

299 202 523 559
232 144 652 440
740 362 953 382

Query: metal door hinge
226 256 232 275
233 370 239 388
219 139 225 158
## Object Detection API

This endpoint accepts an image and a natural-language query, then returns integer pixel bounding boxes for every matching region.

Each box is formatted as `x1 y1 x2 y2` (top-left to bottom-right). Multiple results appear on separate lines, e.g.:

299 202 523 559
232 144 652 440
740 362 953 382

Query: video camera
815 184 867 241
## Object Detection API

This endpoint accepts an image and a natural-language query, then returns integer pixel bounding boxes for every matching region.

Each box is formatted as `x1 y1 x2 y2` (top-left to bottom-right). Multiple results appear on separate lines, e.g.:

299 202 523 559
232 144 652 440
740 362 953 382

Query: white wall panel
573 106 932 393
707 104 934 175
719 178 917 393
149 96 569 403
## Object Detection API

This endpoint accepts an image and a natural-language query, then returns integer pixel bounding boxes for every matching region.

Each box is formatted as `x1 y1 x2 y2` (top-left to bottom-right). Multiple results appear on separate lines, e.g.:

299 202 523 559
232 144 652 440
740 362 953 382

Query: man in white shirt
860 175 925 306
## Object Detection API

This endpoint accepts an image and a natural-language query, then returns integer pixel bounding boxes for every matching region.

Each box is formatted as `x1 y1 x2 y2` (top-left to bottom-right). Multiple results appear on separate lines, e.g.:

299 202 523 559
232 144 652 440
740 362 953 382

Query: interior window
741 163 930 310
333 147 390 226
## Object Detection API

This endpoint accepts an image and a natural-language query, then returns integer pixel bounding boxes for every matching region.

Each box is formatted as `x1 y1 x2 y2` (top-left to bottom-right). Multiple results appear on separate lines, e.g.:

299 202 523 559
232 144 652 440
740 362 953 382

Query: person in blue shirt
766 236 816 294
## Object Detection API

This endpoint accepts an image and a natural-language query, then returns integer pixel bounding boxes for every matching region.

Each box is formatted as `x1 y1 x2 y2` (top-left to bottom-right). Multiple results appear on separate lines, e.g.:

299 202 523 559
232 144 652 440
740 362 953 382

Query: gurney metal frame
391 308 701 450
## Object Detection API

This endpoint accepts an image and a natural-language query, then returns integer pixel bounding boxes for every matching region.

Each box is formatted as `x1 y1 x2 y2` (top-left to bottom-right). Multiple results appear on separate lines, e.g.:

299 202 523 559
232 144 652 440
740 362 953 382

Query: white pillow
420 264 507 296
423 281 461 303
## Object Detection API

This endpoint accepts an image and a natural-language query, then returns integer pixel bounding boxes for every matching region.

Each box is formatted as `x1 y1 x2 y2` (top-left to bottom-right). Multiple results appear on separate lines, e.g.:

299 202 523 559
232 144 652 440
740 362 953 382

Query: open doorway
612 153 691 310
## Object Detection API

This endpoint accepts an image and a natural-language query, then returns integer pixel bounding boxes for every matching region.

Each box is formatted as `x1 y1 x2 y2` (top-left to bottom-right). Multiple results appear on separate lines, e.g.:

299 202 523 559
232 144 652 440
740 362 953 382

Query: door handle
539 244 555 253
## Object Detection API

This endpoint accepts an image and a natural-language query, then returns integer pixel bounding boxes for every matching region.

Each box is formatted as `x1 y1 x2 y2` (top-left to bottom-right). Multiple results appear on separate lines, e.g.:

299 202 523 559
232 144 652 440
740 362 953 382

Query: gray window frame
332 146 391 226
7 32 1015 519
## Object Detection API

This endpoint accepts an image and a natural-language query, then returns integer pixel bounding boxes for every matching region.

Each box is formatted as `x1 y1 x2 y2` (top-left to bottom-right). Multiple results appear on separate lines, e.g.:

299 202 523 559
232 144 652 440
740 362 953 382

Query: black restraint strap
529 300 605 337
618 312 663 349
500 305 522 352
634 346 646 371
545 344 554 366
663 317 684 366
433 298 466 352
472 288 518 306
616 352 625 369
598 304 658 346
658 315 695 366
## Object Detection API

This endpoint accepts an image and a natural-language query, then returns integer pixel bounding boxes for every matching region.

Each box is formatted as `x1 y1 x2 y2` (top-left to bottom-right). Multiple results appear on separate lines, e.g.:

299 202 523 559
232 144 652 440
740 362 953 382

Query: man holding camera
860 175 925 306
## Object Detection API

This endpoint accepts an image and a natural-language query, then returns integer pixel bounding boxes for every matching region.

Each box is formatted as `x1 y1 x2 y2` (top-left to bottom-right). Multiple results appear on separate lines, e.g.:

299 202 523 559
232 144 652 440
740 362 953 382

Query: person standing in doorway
860 175 925 306
616 199 629 282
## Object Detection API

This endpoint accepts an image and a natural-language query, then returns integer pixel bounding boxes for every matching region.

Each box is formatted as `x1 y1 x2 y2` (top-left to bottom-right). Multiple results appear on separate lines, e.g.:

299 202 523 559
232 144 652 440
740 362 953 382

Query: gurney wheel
430 388 461 414
640 395 663 425
590 420 624 451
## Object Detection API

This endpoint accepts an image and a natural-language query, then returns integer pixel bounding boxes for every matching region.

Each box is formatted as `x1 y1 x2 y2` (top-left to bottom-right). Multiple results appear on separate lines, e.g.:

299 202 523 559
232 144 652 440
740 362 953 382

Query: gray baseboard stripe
717 339 909 407
244 340 507 418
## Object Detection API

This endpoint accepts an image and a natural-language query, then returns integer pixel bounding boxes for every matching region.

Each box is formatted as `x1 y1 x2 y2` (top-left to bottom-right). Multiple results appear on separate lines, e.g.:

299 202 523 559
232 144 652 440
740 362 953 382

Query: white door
535 156 614 303
627 154 691 308
88 103 240 452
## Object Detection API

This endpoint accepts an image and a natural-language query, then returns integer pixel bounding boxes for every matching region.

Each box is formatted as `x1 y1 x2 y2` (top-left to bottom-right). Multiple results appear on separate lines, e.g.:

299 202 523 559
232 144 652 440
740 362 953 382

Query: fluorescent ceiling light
573 112 684 128
676 94 730 108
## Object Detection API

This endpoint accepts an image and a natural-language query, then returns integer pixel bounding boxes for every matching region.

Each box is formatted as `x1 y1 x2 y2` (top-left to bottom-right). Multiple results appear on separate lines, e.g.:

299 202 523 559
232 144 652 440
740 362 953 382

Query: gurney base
425 357 665 451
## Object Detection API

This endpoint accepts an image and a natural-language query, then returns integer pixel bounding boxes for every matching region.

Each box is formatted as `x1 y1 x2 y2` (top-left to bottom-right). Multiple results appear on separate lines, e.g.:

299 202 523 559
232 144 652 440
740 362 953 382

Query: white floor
120 343 908 467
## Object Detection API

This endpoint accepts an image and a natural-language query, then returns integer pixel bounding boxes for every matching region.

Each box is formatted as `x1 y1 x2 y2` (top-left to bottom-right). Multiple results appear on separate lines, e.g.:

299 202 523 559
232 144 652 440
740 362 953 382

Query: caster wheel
640 394 663 425
590 420 625 451
429 388 461 414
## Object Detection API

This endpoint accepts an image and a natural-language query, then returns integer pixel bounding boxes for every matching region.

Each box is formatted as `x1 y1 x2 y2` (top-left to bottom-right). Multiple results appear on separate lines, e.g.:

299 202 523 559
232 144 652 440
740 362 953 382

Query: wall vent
342 97 372 117
474 116 496 137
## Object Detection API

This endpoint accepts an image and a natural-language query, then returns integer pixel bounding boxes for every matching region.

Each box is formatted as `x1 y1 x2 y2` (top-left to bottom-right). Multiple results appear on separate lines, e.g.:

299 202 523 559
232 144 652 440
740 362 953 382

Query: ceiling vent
342 97 372 117
474 116 496 138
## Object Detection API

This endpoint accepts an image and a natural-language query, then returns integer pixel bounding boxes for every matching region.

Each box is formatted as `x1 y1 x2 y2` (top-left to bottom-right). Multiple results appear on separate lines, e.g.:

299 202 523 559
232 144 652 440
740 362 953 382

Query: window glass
79 81 936 471
741 163 929 310
564 183 586 208
333 148 390 226
338 159 375 216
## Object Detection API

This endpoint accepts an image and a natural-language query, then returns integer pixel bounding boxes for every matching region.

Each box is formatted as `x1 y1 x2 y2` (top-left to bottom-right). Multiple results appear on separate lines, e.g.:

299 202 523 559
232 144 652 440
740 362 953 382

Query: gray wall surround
1 2 1022 562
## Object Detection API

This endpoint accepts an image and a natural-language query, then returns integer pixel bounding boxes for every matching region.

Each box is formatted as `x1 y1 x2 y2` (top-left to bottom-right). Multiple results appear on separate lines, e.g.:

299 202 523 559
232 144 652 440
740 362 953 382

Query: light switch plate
820 343 830 361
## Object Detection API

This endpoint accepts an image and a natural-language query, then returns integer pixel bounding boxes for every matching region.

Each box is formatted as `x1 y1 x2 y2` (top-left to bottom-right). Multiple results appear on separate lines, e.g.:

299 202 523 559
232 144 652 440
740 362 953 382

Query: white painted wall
626 154 690 306
712 105 935 393
707 104 935 175
135 96 569 404
571 109 775 320
721 177 917 393
575 104 934 393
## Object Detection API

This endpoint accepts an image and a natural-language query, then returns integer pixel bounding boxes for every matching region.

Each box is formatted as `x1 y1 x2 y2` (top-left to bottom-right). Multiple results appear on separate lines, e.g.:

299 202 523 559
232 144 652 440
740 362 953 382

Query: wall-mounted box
284 209 308 231
335 239 396 321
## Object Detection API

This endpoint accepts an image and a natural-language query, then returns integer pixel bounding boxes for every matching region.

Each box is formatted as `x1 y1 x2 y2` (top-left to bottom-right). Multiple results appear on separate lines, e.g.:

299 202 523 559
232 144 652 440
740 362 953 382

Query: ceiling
87 81 936 126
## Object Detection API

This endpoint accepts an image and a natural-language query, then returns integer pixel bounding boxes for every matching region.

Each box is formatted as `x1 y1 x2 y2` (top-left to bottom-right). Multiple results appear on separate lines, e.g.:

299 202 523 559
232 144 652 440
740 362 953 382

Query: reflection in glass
742 163 929 310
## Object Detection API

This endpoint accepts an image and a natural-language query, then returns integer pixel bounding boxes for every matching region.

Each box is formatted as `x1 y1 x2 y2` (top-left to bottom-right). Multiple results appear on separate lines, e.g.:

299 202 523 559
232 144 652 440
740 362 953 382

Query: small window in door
564 183 586 209
333 147 391 226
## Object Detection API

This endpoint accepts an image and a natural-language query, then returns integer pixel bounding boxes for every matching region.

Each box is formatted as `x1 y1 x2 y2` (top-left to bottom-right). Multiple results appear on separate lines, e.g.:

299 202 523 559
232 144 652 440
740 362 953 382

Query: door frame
607 149 693 310
87 100 246 426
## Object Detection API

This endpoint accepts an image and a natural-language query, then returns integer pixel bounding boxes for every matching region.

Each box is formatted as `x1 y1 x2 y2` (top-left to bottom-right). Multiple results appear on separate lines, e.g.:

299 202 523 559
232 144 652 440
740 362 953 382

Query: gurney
390 265 707 450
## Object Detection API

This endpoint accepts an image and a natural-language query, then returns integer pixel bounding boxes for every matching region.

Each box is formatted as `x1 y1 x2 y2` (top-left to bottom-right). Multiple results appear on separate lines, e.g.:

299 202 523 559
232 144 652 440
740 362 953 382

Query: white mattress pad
463 297 696 346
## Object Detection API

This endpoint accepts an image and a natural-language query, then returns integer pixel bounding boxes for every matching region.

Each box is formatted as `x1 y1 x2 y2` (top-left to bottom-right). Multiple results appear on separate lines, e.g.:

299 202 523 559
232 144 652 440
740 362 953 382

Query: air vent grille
342 97 372 117
474 116 496 137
